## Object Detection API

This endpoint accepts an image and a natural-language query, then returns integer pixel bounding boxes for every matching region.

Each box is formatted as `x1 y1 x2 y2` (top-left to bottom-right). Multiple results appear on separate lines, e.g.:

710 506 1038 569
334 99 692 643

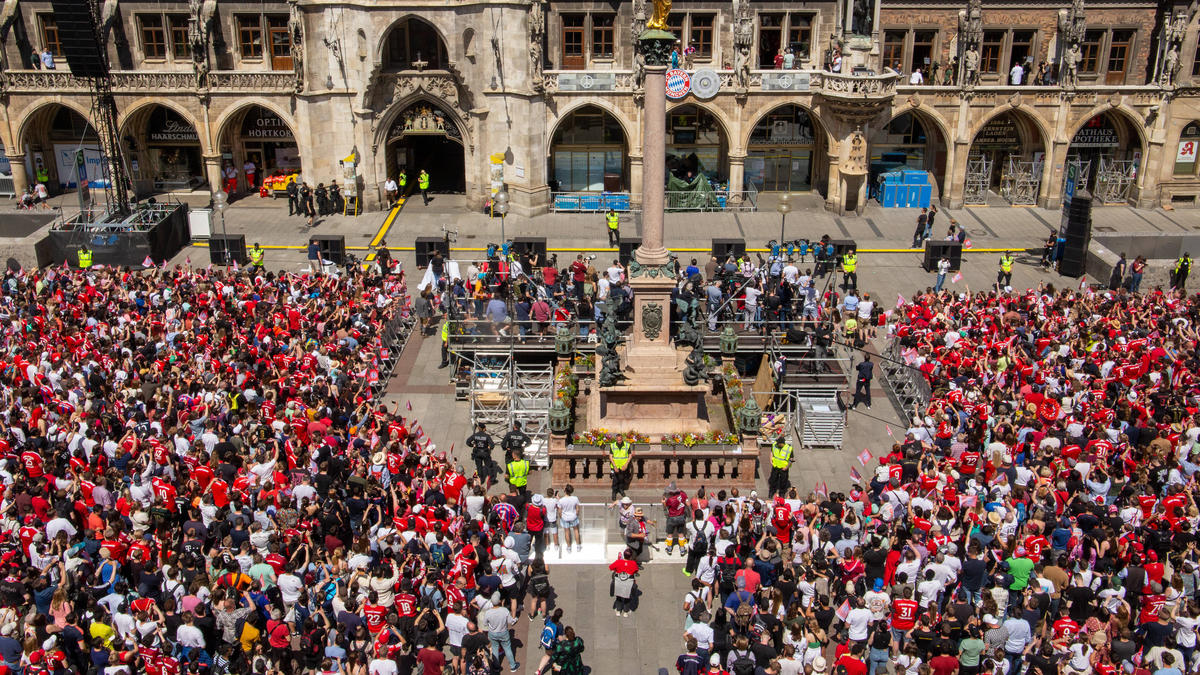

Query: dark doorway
389 135 465 194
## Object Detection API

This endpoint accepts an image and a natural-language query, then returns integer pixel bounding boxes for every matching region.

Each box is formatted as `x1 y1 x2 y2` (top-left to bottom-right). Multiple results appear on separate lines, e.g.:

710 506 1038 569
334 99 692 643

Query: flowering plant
554 365 577 403
703 429 739 444
571 429 649 446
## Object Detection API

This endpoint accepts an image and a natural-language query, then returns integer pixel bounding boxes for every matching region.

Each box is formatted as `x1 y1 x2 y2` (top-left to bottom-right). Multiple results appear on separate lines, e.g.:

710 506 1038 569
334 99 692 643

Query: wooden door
561 15 585 69
269 20 292 71
1105 30 1132 85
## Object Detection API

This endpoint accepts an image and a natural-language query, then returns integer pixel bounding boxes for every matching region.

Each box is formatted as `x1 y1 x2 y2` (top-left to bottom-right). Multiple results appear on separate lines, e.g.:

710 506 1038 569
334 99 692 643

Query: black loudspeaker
512 237 547 263
829 239 857 260
49 0 105 78
415 236 448 268
712 238 746 262
209 234 246 266
618 238 641 266
923 241 963 272
312 235 346 265
1059 191 1092 278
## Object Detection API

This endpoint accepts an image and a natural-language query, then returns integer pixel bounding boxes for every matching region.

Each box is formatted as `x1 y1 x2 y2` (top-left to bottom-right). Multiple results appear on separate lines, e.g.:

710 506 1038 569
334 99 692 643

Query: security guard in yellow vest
768 435 794 496
249 243 265 268
606 209 620 247
506 456 530 495
1172 253 1192 290
418 170 430 205
609 439 633 500
998 251 1015 287
842 251 858 292
438 319 452 369
77 246 93 269
35 165 48 184
398 171 407 197
227 388 244 411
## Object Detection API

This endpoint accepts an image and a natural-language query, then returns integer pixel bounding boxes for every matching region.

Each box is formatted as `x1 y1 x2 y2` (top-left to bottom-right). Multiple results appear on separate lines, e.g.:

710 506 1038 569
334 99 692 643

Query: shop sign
1071 118 1119 148
975 117 1019 149
665 69 691 99
242 110 294 139
149 116 199 143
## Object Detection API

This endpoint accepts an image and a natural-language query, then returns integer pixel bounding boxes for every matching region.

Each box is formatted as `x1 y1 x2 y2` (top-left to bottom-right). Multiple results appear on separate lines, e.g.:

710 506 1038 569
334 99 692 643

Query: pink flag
835 599 852 622
406 401 412 411
160 258 168 269
849 466 863 483
886 425 894 438
185 255 191 266
857 448 873 466
232 259 239 272
951 272 963 284
896 294 907 308
959 494 978 508
815 481 828 499
142 256 154 267
1079 279 1087 290
963 239 973 249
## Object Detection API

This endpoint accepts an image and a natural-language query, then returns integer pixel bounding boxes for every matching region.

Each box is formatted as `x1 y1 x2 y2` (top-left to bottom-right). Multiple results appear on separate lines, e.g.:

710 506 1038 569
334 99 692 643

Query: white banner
52 144 105 188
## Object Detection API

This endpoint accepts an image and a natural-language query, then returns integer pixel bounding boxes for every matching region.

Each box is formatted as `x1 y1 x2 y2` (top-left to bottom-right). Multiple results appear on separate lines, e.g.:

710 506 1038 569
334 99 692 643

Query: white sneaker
576 544 582 552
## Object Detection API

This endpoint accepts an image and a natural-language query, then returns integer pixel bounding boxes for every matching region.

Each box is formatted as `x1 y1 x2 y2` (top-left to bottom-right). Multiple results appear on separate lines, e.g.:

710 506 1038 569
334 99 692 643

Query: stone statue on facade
630 0 647 93
1066 0 1087 46
288 0 304 94
1062 42 1081 88
188 0 213 90
733 0 753 89
1163 45 1180 87
850 0 874 37
963 46 980 86
529 0 546 92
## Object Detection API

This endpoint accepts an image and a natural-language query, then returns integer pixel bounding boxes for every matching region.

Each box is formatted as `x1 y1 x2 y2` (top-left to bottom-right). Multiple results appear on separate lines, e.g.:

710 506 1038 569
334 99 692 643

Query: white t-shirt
845 607 873 641
542 496 559 523
909 71 923 85
558 495 580 522
607 266 623 284
369 658 399 675
1010 64 1024 84
446 612 470 647
686 622 714 650
277 573 303 604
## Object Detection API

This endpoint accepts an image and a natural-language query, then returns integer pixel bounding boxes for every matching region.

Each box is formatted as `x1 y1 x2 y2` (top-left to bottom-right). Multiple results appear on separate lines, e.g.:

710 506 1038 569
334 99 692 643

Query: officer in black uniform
466 422 496 483
501 421 530 464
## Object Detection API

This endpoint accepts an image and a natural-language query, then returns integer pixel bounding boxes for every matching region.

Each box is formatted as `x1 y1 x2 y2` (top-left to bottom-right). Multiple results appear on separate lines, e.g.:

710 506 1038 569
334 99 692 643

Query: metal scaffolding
963 155 992 205
1064 157 1092 194
463 350 555 467
1094 157 1136 203
1000 156 1041 205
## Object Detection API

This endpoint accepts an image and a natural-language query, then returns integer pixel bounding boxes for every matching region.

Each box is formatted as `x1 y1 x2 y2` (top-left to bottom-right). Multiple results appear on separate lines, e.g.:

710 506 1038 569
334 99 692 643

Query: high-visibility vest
440 321 450 343
249 248 264 266
609 441 631 471
1176 257 1190 273
607 212 619 230
77 249 93 268
842 254 857 273
507 459 529 486
1000 255 1013 273
418 173 430 190
398 172 407 188
770 442 793 469
36 167 48 183
228 392 242 411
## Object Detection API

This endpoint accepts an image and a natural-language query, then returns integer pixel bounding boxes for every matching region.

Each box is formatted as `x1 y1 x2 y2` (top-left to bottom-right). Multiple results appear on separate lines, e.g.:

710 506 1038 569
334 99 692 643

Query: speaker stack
49 1 106 77
618 238 642 266
414 237 448 268
209 234 247 266
712 238 746 262
1059 190 1092 278
312 235 346 265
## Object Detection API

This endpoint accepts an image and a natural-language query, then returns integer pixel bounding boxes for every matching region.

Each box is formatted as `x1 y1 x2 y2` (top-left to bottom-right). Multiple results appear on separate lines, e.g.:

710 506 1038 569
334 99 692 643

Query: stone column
6 154 28 196
203 154 224 193
728 154 746 202
628 153 643 208
637 60 669 266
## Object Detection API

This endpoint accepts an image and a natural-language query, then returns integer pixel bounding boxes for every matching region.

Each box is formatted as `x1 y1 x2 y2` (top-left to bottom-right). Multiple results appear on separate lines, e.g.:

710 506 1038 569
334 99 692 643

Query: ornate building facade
1 0 1199 215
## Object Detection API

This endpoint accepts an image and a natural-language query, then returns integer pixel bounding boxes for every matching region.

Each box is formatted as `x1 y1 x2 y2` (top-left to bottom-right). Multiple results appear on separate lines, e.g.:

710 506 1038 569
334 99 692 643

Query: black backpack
719 559 739 587
729 649 756 675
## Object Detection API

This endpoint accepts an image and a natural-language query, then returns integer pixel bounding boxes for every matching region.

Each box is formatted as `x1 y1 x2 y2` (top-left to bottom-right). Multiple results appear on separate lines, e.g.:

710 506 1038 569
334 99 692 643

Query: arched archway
870 109 949 196
967 108 1048 204
120 103 206 194
744 103 828 194
215 103 301 194
665 104 728 184
384 100 466 194
1065 110 1145 201
381 17 449 71
17 102 99 193
547 104 629 192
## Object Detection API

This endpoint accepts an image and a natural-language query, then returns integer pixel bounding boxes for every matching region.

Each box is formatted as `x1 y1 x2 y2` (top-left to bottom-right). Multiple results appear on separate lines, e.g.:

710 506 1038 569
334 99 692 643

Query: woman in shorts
542 488 560 556
558 484 582 553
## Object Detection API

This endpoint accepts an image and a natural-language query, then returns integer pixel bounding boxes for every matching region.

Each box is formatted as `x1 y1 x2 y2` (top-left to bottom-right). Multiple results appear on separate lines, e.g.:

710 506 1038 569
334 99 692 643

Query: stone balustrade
4 69 296 93
548 441 759 490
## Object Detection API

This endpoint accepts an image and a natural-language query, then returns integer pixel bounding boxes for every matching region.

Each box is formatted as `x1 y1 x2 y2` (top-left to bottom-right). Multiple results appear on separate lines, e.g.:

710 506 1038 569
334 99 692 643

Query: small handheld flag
857 448 873 467
952 272 963 284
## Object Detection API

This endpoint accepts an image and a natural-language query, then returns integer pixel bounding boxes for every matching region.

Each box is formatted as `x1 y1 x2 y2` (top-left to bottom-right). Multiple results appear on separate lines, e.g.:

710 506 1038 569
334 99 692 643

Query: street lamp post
495 190 509 243
776 193 792 249
211 190 229 267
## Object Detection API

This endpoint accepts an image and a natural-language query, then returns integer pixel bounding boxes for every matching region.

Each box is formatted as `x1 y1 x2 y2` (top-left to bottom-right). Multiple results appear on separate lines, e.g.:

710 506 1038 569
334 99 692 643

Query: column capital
728 153 747 163
3 152 25 160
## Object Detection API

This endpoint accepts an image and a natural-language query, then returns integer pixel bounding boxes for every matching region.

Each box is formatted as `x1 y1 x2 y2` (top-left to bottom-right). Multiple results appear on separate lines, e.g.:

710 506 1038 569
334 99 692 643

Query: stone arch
377 15 452 70
742 101 834 153
373 93 471 154
545 99 636 158
212 98 299 150
15 98 96 150
882 104 953 152
546 102 632 193
1064 104 1148 158
966 105 1052 157
874 104 954 197
117 98 205 152
667 101 734 148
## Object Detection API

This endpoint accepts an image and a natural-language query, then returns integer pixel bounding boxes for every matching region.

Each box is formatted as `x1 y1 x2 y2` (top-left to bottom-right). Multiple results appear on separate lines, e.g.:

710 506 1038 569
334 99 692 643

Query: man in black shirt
500 422 529 464
466 423 496 483
850 354 874 409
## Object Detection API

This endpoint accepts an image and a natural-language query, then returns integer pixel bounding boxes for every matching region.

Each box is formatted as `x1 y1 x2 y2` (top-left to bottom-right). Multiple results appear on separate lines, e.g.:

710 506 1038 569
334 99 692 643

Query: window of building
237 15 264 59
169 15 190 59
385 18 448 70
1193 40 1200 76
692 15 714 57
981 31 1003 74
911 31 935 73
1106 29 1133 84
882 30 905 71
1080 30 1104 73
267 16 292 70
1010 30 1034 69
140 15 166 60
592 15 614 58
38 15 62 57
757 12 814 68
1175 121 1200 176
786 14 810 60
561 15 585 69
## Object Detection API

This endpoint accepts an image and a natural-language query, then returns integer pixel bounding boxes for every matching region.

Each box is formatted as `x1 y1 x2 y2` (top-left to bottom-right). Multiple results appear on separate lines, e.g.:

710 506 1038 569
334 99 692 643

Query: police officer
767 435 793 496
501 421 530 464
841 249 858 292
438 318 452 369
506 453 530 496
608 437 633 500
1173 252 1192 290
286 177 299 216
606 208 620 247
249 243 265 269
997 250 1015 287
77 246 93 269
466 422 496 483
398 170 407 199
418 169 431 205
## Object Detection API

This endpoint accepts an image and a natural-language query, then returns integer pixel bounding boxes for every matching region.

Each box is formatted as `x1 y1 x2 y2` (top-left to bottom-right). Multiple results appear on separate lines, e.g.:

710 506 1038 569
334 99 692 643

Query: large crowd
672 282 1200 675
0 261 594 675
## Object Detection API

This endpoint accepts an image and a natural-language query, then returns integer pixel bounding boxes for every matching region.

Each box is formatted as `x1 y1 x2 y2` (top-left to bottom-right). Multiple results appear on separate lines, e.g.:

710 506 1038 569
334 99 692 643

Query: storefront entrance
126 105 205 194
746 104 824 193
548 106 627 192
219 105 301 193
385 103 465 194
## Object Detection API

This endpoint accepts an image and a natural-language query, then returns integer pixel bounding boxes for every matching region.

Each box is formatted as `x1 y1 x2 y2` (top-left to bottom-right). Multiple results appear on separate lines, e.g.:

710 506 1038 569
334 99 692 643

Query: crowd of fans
672 283 1200 675
0 262 589 675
